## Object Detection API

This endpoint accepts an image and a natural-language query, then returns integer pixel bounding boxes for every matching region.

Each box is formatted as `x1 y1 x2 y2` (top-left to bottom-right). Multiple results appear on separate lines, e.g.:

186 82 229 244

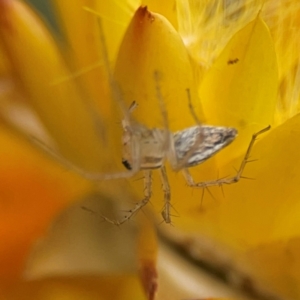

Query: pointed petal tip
0 0 12 31
139 260 158 300
133 6 156 31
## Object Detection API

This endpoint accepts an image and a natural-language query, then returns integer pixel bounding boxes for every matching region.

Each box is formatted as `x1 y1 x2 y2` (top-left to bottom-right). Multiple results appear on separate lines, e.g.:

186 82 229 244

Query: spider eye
122 159 132 170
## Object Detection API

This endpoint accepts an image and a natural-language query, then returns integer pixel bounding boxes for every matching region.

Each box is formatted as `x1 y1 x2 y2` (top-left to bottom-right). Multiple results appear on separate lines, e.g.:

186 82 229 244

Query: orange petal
1 275 147 300
0 126 90 280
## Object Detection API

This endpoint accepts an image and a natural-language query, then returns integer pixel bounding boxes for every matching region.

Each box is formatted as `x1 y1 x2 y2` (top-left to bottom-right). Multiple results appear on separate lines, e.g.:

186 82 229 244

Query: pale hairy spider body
121 118 237 172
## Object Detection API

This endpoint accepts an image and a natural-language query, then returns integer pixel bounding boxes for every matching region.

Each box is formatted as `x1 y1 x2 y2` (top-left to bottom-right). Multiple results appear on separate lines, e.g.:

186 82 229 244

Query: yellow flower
0 0 151 299
0 0 300 299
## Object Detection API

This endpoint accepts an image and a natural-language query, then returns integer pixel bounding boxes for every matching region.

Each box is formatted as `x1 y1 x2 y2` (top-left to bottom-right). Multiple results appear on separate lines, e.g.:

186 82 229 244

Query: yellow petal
262 1 300 122
219 112 300 247
52 0 138 115
164 112 300 251
238 237 300 300
112 6 216 225
199 16 278 163
114 6 203 132
113 6 230 224
137 215 158 300
0 0 109 172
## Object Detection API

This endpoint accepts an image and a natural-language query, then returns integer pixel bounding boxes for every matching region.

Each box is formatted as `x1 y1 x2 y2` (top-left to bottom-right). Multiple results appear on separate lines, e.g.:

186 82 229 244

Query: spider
35 16 270 225
34 81 270 225
102 91 270 224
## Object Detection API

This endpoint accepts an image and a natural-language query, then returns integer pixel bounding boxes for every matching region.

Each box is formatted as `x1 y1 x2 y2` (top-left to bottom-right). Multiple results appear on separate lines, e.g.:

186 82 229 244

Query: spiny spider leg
31 134 140 181
159 165 171 223
153 70 172 152
182 125 271 188
99 170 153 225
171 89 205 171
30 16 142 183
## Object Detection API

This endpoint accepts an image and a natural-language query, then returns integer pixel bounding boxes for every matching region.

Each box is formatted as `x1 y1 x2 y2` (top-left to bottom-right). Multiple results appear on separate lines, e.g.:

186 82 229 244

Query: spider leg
182 126 270 188
159 166 172 223
30 135 140 181
153 70 172 153
186 88 202 125
100 170 153 225
172 89 205 171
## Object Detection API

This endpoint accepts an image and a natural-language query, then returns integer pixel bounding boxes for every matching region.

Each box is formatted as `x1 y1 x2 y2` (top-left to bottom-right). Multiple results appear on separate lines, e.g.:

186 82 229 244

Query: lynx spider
103 79 270 224
36 15 270 225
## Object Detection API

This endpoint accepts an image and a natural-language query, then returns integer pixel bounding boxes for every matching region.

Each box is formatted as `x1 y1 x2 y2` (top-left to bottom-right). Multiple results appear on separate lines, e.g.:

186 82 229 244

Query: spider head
122 158 132 170
121 101 138 170
121 123 167 171
121 125 134 170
